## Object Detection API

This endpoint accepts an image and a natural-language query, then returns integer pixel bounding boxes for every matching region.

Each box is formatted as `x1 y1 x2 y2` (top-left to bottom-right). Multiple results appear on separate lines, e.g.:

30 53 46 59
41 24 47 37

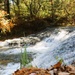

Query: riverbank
13 61 75 75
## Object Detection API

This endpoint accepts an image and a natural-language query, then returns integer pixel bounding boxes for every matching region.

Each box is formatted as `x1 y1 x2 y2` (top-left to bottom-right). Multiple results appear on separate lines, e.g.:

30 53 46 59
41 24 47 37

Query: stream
0 26 75 75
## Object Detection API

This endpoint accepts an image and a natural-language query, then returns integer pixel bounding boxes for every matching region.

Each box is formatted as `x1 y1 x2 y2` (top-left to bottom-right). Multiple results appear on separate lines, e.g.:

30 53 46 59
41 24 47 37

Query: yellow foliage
0 10 7 18
0 10 14 33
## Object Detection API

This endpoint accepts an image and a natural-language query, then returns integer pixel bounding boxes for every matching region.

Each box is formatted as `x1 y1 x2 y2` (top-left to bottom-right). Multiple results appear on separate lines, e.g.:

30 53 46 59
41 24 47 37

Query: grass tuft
20 45 32 68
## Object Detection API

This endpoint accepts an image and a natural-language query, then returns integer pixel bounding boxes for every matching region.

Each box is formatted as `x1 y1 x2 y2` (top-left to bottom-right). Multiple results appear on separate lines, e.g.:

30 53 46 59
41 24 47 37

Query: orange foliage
0 10 14 33
53 61 62 69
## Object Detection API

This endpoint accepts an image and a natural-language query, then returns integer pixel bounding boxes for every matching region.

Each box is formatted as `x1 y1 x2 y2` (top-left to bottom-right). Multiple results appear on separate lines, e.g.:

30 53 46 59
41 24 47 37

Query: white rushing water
31 28 75 68
0 63 20 75
0 27 75 75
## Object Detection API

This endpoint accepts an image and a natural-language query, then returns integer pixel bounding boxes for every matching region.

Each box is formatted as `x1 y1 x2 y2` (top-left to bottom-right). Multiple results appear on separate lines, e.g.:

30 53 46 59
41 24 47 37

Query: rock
69 71 75 74
49 70 54 75
29 73 36 75
58 72 69 75
65 65 75 75
53 69 58 74
67 65 75 71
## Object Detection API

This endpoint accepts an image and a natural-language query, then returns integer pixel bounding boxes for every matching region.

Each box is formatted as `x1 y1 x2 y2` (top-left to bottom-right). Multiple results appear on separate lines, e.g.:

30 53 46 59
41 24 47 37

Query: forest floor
13 61 75 75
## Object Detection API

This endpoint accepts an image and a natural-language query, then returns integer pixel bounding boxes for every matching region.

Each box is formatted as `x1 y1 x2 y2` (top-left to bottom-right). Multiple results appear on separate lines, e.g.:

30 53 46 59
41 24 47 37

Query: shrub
0 10 14 34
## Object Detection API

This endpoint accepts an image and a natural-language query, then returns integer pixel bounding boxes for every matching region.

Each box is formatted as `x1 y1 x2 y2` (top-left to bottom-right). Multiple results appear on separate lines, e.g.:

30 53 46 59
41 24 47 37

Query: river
0 26 75 75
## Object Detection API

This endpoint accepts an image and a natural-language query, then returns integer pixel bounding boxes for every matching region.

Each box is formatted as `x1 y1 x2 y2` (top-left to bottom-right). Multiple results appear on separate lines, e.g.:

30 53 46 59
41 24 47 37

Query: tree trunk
17 0 20 15
4 0 10 18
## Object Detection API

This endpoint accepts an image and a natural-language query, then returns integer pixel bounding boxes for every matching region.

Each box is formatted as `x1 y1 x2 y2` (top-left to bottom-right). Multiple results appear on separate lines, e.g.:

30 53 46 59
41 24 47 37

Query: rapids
31 27 75 68
0 26 75 75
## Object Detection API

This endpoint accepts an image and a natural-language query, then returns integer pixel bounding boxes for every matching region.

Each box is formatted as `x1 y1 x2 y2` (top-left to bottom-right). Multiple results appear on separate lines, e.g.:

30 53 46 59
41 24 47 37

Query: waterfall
29 27 75 68
0 27 75 75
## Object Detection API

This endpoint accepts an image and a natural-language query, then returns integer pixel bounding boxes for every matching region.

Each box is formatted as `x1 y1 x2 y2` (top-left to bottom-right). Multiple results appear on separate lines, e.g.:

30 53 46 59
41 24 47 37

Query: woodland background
0 0 75 40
